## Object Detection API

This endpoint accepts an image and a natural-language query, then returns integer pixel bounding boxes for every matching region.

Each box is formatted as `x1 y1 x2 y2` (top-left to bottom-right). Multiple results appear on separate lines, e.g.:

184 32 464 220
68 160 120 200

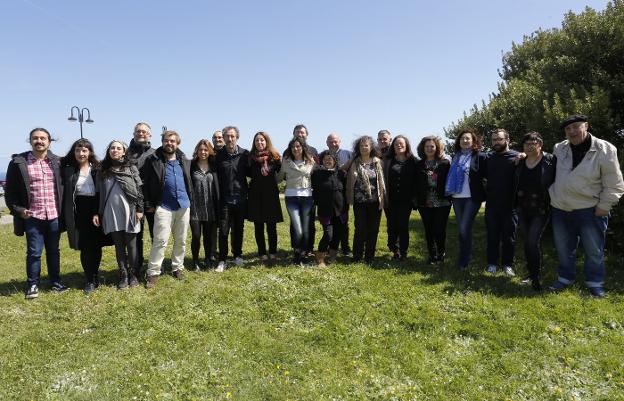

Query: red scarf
252 151 270 176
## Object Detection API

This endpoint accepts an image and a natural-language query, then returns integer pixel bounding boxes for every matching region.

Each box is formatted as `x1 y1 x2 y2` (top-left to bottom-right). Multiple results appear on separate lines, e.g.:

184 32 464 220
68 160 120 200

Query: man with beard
127 122 156 270
143 130 193 288
484 128 519 276
215 126 250 271
5 128 68 299
548 115 624 297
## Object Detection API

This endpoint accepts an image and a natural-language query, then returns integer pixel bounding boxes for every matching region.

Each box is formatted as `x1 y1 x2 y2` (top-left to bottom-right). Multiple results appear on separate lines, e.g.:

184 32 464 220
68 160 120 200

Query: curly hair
453 128 482 152
417 136 445 160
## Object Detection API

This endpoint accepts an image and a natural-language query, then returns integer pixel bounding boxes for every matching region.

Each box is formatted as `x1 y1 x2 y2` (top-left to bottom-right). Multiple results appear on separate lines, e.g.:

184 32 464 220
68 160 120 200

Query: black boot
117 264 129 290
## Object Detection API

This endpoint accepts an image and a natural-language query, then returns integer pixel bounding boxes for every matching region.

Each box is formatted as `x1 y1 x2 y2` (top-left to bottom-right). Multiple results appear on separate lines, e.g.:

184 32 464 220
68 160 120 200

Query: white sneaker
233 257 244 267
216 261 226 272
503 266 516 277
486 265 497 274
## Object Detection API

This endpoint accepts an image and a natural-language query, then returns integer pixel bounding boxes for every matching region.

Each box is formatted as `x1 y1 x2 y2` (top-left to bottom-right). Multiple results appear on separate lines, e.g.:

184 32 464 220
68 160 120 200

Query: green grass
0 203 623 400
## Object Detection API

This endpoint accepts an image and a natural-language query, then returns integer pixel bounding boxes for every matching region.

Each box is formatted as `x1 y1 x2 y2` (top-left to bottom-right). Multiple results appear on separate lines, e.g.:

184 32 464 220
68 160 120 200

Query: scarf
445 151 471 195
109 165 141 204
252 151 271 176
355 157 384 199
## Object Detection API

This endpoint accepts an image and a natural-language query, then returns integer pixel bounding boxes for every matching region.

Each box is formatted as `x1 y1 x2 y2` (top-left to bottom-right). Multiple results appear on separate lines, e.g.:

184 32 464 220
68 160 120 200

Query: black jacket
382 155 418 205
5 151 63 236
61 164 98 249
247 157 283 223
414 158 451 207
215 146 251 205
512 152 557 211
143 147 194 210
312 168 346 218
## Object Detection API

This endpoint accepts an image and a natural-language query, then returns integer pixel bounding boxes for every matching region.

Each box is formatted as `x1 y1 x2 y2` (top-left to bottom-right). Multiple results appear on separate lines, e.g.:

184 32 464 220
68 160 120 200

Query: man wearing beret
548 115 624 297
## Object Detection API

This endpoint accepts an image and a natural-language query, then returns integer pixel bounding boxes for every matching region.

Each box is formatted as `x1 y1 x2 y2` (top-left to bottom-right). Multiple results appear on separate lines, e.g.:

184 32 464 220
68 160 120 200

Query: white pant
147 206 190 276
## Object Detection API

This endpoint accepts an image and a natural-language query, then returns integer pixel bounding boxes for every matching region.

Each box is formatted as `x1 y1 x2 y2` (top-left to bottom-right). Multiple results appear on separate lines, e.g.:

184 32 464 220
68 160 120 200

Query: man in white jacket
548 115 624 297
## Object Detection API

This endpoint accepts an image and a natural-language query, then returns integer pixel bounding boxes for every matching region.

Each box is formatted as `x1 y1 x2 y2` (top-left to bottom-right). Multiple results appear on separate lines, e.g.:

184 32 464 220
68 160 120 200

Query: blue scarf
445 152 471 195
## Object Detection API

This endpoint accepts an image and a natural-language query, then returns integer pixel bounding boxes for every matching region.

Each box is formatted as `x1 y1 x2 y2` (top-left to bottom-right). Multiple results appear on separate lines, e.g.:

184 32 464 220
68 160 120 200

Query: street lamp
68 106 94 138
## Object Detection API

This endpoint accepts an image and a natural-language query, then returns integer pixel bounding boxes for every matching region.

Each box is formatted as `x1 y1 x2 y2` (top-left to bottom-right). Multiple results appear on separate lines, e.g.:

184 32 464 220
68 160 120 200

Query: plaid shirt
27 152 59 220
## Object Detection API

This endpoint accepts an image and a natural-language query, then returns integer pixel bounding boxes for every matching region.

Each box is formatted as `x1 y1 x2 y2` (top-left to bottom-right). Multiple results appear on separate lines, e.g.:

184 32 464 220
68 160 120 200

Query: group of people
5 115 623 299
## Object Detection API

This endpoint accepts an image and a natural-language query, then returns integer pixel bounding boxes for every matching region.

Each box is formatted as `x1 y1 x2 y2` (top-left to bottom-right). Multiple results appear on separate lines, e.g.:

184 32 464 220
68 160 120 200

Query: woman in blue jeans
445 129 486 270
277 137 316 265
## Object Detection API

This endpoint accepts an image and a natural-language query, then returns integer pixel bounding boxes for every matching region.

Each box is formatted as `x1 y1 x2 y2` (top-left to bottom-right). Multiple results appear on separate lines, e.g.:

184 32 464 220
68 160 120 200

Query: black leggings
190 220 215 261
318 216 344 252
254 222 277 256
418 206 451 259
111 231 138 271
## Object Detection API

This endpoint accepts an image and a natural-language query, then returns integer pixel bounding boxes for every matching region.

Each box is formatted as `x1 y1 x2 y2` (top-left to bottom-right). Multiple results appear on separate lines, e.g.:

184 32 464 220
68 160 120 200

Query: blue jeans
552 207 608 288
485 207 518 267
452 197 481 268
25 217 61 286
285 196 314 251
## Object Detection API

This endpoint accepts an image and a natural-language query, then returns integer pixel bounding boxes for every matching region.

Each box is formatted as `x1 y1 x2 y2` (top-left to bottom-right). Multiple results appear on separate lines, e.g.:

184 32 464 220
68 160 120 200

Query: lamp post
68 106 94 138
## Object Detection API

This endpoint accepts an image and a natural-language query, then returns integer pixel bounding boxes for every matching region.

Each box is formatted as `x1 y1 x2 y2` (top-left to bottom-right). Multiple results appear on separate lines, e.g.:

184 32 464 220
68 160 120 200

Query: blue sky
0 0 609 169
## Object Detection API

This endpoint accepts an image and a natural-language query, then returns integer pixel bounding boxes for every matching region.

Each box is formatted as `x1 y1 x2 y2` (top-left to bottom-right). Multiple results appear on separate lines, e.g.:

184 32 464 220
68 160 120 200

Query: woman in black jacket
415 136 452 264
189 139 219 270
60 138 106 294
247 132 283 266
513 132 556 290
312 150 346 267
382 135 418 260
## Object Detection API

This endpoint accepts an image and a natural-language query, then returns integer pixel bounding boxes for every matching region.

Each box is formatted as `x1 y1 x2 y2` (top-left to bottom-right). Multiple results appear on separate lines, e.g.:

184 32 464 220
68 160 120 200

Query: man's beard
493 144 506 152
163 145 175 154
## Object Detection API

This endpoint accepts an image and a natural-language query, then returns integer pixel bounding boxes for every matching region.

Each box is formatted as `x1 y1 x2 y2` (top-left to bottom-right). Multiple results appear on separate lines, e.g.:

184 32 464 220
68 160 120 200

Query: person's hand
595 207 609 217
136 212 144 222
20 209 33 219
515 152 527 165
92 215 100 227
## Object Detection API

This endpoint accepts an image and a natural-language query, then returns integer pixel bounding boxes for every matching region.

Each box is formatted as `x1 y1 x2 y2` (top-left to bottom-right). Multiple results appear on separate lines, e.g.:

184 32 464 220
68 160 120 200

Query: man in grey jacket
548 115 624 297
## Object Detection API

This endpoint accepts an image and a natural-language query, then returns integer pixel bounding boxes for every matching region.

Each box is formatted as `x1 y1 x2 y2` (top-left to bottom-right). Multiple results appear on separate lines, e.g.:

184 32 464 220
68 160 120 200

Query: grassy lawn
0 203 623 400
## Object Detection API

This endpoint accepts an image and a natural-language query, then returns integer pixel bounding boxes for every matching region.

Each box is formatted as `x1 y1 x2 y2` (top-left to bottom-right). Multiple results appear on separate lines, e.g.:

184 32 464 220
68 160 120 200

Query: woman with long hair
444 129 487 270
312 150 347 267
93 140 143 289
248 131 283 266
277 137 315 265
415 136 452 264
382 135 418 261
189 139 219 271
61 138 106 294
345 135 386 264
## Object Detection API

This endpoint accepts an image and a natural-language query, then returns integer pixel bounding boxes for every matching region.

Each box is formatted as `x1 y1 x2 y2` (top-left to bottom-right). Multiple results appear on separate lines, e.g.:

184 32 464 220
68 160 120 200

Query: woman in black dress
247 131 283 266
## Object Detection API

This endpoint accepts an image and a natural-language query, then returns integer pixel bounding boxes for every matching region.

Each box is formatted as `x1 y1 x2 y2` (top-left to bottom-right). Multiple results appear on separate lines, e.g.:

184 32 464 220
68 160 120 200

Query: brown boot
146 275 159 289
316 251 327 268
328 249 338 264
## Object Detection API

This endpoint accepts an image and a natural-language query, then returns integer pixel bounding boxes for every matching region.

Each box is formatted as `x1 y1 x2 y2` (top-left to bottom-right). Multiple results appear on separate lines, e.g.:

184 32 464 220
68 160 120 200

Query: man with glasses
483 128 519 276
212 130 225 151
127 122 156 271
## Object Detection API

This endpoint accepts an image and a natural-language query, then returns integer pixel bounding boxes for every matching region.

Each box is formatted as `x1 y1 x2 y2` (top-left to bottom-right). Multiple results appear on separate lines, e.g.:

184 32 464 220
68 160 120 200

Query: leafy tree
445 0 624 248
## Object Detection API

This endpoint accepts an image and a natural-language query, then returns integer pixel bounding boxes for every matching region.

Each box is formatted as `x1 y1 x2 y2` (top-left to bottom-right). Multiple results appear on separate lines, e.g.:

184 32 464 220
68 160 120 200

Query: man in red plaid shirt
5 128 68 299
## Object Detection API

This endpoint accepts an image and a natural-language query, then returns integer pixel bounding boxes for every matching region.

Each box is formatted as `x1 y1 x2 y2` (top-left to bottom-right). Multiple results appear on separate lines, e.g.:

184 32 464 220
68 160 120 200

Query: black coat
5 151 63 236
312 168 346 218
61 164 97 249
247 157 283 223
215 146 251 205
414 158 451 207
143 148 194 211
382 155 418 205
512 152 557 211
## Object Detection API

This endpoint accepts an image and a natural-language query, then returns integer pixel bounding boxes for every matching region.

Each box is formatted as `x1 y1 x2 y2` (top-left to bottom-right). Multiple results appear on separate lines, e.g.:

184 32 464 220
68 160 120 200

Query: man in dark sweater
484 128 519 276
215 126 250 271
127 122 156 270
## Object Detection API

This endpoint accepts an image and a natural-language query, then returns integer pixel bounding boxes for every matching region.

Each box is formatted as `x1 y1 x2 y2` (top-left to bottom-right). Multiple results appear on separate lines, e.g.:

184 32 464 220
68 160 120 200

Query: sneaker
128 274 140 287
25 284 39 299
548 280 571 292
173 270 185 280
502 266 516 277
486 265 497 275
520 276 532 285
84 282 96 295
233 257 244 267
146 275 159 289
589 287 606 298
216 261 226 272
51 282 69 293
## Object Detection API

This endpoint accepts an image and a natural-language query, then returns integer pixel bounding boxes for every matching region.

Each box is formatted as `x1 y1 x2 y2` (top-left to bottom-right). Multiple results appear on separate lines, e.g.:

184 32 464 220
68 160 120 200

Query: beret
561 114 588 129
